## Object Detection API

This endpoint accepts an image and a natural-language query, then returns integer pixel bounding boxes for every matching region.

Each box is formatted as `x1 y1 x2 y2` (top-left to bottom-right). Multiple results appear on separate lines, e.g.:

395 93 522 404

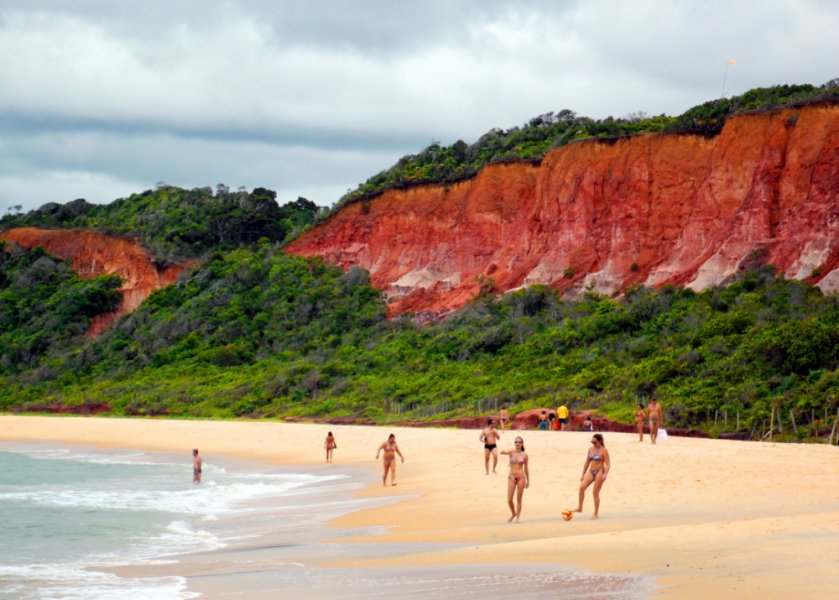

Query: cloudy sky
1 0 837 213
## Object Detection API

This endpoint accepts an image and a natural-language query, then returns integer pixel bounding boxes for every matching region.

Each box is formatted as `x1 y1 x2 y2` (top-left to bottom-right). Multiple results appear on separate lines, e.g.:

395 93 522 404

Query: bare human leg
506 477 517 522
592 476 605 519
514 479 525 522
574 472 594 513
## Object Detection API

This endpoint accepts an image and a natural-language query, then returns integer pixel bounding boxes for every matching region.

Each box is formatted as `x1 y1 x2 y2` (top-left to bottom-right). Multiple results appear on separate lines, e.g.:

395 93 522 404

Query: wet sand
1 415 837 598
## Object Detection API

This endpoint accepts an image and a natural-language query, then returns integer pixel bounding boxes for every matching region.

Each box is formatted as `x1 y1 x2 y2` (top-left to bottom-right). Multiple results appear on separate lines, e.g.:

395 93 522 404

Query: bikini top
509 451 527 465
588 450 603 461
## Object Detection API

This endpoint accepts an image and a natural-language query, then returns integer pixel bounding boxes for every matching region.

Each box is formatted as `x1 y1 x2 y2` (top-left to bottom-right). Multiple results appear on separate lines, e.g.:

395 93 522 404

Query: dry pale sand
1 415 837 599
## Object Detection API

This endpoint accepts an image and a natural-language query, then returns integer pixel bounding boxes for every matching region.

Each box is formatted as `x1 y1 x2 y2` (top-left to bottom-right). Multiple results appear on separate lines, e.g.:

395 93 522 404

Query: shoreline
1 415 838 599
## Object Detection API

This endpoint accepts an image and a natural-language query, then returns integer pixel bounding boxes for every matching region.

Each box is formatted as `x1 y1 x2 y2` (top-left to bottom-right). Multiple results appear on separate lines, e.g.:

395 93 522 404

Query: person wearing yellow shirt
556 404 569 431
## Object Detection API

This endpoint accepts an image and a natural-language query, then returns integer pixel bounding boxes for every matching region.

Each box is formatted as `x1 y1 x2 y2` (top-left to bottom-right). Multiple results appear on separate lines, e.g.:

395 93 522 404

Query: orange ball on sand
562 509 573 521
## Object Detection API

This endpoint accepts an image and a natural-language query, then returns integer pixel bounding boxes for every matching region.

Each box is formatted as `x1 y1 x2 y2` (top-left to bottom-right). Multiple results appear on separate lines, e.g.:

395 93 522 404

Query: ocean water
0 442 653 600
0 443 350 599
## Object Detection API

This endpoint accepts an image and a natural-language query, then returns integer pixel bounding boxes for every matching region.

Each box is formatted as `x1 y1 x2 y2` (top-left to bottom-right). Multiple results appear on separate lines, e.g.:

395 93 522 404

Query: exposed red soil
0 227 194 335
287 105 839 316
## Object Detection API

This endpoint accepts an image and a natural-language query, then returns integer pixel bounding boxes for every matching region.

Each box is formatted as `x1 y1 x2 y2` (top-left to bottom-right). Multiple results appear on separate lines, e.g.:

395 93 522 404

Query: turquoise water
0 444 347 599
0 443 653 599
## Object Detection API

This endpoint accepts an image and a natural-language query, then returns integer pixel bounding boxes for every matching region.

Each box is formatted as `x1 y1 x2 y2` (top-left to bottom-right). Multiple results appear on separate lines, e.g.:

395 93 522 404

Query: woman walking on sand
324 431 336 463
500 436 529 523
635 403 646 441
499 405 510 430
573 433 610 519
376 433 404 486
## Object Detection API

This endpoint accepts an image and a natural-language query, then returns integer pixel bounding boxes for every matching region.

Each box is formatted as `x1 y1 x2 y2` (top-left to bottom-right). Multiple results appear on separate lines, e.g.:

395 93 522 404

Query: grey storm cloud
1 0 837 213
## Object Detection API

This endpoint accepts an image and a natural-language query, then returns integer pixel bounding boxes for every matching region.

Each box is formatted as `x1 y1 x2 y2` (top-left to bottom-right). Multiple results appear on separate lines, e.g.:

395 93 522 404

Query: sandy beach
1 415 837 599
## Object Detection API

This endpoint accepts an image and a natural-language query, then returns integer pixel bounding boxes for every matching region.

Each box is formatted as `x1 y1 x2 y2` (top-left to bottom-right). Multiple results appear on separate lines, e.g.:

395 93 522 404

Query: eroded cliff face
287 105 839 315
0 228 191 335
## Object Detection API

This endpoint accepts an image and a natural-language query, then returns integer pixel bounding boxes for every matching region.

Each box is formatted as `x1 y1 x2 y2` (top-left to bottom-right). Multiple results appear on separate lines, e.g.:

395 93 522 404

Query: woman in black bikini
500 437 529 522
573 433 609 519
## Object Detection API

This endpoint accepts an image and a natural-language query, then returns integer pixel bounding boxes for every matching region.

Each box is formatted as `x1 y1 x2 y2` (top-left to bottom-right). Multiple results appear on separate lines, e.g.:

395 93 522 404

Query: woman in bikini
634 403 646 442
573 433 610 519
499 405 509 431
376 433 404 486
324 431 336 463
500 436 529 523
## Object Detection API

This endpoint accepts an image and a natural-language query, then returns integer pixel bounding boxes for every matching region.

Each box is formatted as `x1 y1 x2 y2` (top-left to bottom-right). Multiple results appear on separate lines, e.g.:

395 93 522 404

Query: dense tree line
1 244 836 440
1 83 838 438
338 81 839 207
0 186 321 263
0 242 121 374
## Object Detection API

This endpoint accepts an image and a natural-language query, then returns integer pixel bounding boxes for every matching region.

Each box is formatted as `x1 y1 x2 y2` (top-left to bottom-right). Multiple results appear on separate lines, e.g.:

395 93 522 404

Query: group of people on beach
480 417 610 522
481 419 534 522
533 405 572 431
194 399 663 521
325 431 405 486
634 398 665 443
317 398 662 521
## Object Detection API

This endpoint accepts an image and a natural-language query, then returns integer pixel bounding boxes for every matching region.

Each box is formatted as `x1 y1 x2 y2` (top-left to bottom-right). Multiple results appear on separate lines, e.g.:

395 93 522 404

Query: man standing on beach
480 419 501 474
647 398 664 444
192 448 202 484
557 404 569 431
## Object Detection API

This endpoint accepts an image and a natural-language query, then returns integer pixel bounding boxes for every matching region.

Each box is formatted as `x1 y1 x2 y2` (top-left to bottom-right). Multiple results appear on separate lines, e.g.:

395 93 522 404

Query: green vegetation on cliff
1 83 838 439
1 242 836 440
338 81 839 207
0 242 121 373
0 185 321 263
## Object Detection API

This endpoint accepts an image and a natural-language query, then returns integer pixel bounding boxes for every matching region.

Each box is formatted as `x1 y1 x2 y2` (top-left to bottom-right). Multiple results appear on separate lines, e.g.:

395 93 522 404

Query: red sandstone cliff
0 228 192 335
287 106 839 315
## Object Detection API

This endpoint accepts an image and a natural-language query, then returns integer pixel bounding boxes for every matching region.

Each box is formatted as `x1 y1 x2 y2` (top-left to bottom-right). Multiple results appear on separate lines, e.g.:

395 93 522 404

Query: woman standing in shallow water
573 433 609 519
500 437 529 522
376 433 404 486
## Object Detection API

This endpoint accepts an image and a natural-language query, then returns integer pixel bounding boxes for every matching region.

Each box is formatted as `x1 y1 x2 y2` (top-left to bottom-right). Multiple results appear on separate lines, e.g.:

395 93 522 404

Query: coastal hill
287 104 839 316
0 85 837 436
0 189 320 335
0 227 190 335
